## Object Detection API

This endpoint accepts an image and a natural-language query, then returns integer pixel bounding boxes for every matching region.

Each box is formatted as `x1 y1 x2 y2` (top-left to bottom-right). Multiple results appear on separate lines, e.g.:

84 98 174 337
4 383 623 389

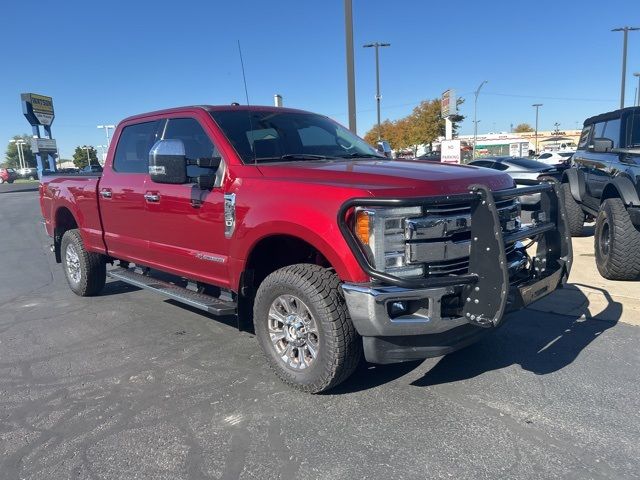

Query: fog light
389 301 408 317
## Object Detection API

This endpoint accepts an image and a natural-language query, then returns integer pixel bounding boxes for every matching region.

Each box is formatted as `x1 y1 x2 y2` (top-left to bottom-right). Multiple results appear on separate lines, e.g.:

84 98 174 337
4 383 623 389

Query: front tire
253 264 362 393
562 183 585 236
61 229 106 296
595 198 640 280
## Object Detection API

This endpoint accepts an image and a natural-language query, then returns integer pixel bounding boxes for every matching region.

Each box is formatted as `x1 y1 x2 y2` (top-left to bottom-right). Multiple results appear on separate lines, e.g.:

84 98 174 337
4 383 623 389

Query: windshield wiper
336 153 386 159
255 154 339 163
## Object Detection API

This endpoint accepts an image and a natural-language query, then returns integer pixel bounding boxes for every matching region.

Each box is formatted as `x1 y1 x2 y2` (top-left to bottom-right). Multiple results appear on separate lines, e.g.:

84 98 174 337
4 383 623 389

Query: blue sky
1 0 638 158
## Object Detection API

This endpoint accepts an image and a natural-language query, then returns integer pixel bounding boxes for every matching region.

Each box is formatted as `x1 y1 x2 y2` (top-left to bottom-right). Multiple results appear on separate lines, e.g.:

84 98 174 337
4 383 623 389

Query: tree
72 146 98 169
363 97 466 153
4 135 36 169
514 123 534 133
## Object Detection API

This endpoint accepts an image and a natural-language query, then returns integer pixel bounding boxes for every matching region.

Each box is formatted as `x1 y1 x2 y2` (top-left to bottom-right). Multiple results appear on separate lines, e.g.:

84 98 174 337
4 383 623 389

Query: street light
363 42 391 140
97 124 116 146
532 104 543 154
472 80 488 159
82 145 93 166
10 139 27 170
634 72 640 106
612 27 639 109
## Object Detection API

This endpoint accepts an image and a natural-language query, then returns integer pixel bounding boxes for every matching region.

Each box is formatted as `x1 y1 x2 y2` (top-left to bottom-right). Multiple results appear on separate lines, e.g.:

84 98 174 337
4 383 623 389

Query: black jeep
562 107 640 280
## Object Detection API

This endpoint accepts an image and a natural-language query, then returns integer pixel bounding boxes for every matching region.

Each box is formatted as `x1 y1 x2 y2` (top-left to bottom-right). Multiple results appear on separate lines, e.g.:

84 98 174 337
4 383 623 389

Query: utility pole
363 42 391 140
97 124 116 147
472 80 488 159
612 27 639 109
532 103 543 154
634 72 640 106
344 0 357 133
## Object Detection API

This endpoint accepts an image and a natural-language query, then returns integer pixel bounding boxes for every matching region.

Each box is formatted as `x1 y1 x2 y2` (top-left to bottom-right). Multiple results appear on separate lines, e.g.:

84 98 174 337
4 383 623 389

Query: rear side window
626 112 640 147
113 121 161 173
163 118 221 177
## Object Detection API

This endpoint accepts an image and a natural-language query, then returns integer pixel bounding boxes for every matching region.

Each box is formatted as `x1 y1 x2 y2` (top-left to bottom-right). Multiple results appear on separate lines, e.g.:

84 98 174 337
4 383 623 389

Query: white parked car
536 151 574 165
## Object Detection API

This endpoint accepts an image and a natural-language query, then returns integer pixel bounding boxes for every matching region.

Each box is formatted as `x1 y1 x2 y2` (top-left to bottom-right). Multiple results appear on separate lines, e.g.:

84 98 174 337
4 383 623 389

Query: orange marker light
355 210 370 245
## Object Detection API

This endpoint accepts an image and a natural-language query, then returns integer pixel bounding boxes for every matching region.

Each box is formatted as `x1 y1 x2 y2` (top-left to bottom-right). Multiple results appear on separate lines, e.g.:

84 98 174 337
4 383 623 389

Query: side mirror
148 139 188 184
591 138 613 153
376 140 392 158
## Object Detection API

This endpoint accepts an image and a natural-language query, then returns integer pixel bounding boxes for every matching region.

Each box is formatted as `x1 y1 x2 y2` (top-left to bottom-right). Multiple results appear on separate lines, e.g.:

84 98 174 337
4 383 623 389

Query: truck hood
256 159 514 196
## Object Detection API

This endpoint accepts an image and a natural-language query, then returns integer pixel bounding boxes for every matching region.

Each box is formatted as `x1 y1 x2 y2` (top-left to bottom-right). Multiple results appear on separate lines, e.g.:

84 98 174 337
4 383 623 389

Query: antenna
237 40 250 106
237 40 256 164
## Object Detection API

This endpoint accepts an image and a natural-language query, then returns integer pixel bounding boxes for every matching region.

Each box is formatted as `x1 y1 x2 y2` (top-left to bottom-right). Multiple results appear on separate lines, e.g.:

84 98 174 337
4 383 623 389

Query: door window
113 121 162 173
602 118 621 148
163 118 221 177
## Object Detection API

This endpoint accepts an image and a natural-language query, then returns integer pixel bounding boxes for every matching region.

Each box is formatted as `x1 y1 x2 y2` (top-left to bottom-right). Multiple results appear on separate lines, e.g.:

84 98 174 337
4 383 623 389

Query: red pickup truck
40 105 572 392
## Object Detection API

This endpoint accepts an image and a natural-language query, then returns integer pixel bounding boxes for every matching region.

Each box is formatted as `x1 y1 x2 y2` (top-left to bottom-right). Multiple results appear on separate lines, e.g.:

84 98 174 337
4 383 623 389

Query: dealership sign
441 89 457 118
21 93 55 126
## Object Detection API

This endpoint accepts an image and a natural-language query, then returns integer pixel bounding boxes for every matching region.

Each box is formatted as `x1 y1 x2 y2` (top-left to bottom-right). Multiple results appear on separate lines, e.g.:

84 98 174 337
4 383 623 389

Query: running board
107 268 237 316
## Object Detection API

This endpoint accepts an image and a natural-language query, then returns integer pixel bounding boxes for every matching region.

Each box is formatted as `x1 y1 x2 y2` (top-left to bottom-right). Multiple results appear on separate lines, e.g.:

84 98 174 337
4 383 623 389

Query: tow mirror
148 139 188 184
591 138 613 153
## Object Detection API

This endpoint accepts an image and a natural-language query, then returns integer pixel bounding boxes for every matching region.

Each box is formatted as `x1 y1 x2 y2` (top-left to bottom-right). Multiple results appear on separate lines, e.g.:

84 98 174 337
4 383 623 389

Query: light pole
612 27 639 109
10 139 26 169
363 42 391 140
472 80 488 159
634 72 640 106
344 0 357 133
82 146 93 167
97 124 116 146
532 104 543 154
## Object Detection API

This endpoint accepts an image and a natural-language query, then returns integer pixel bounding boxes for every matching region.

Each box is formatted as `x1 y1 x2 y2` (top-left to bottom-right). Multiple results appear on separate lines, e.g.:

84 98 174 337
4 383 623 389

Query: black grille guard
337 182 573 326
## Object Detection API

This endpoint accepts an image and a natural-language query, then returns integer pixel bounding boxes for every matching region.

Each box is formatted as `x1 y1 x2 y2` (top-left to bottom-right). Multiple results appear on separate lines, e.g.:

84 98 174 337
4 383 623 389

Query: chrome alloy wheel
268 294 319 370
65 243 82 284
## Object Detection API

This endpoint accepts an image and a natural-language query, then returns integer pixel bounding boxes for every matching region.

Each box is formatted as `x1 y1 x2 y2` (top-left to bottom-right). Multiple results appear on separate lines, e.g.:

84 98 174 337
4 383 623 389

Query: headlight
354 206 424 278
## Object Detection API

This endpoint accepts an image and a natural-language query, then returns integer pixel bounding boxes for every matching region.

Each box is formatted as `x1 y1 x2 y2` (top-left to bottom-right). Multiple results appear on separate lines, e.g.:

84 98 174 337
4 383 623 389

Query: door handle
100 189 112 198
144 193 160 203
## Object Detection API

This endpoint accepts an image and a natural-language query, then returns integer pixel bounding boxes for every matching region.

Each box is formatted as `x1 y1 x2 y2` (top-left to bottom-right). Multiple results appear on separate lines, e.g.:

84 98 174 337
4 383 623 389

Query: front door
143 117 230 288
99 120 162 263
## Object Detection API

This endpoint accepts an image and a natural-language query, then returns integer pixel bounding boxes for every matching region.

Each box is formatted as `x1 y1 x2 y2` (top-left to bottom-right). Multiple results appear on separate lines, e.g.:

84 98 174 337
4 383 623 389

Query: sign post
21 93 58 176
441 89 461 164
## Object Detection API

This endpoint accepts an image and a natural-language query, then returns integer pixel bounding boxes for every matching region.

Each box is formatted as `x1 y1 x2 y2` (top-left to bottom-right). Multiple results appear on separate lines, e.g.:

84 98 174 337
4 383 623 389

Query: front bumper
338 182 572 364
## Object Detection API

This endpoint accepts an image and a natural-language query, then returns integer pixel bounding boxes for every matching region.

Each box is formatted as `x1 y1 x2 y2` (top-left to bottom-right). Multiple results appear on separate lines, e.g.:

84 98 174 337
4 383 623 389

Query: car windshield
505 158 551 169
209 110 384 163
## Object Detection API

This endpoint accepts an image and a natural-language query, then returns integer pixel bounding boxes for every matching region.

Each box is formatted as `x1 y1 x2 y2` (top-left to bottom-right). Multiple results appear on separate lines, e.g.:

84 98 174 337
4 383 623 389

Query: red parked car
39 105 572 392
0 167 17 184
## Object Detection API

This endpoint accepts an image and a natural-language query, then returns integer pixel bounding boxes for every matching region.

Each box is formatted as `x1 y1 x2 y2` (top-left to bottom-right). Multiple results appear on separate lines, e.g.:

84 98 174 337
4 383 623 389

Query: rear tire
594 198 640 280
61 229 106 296
562 183 585 236
253 264 362 393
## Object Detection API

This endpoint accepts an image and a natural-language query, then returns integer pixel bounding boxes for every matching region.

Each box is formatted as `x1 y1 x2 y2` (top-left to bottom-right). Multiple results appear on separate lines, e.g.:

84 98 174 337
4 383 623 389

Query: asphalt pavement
1 190 639 479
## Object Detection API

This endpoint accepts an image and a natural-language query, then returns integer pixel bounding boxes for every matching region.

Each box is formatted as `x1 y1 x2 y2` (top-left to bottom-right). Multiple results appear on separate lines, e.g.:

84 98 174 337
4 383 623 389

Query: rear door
99 120 162 263
143 116 230 288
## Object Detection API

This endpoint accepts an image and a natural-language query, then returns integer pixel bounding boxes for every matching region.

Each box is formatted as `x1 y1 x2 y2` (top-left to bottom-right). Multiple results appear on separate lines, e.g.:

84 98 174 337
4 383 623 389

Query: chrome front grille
405 199 521 275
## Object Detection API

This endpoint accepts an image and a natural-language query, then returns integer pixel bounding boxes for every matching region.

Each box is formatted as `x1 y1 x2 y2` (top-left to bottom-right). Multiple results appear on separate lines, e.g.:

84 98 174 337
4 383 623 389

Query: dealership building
457 130 581 157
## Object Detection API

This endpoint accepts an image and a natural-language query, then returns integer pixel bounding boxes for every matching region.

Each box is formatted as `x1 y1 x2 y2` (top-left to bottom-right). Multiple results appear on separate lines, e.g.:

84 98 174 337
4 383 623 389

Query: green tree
72 146 98 169
4 135 36 168
364 98 466 153
514 123 534 133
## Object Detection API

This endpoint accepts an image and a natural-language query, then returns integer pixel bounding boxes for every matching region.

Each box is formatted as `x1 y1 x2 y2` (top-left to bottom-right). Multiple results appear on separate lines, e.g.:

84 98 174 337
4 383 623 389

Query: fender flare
563 168 586 203
602 176 640 206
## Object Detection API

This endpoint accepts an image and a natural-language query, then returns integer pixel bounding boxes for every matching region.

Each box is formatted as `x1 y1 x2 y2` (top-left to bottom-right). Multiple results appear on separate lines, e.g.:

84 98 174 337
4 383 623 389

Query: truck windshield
209 110 384 163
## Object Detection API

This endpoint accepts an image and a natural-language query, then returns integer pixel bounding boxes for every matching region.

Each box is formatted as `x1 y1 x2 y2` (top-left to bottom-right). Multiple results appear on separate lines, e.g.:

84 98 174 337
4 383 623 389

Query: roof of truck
583 106 640 126
121 104 314 124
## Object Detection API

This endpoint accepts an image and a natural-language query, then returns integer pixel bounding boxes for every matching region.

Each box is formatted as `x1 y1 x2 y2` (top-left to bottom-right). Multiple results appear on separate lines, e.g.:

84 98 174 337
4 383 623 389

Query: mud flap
461 185 509 327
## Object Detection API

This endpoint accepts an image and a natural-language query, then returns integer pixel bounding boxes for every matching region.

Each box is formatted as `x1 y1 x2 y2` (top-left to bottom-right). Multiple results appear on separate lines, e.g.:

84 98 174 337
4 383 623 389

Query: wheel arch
601 177 640 206
562 168 586 203
53 206 79 263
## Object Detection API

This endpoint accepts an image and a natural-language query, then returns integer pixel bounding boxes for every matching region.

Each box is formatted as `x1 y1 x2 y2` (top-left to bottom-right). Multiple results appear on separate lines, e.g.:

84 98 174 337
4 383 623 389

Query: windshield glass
507 158 552 169
209 110 383 163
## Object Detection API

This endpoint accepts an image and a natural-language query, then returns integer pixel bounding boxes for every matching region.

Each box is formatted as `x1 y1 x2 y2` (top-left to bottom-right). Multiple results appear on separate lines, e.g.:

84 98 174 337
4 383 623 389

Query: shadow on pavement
332 284 621 394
